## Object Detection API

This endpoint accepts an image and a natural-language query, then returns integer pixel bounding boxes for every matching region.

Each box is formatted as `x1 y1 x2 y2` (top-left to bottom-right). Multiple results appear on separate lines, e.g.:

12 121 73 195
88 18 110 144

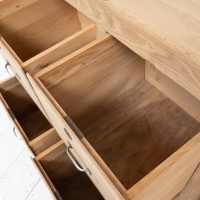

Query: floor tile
26 179 53 200
0 124 26 177
0 149 40 200
0 56 52 199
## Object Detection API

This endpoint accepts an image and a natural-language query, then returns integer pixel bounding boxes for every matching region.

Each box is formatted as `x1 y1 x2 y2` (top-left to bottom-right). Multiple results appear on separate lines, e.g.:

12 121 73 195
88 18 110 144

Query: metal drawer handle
13 127 22 140
5 62 19 79
66 143 87 173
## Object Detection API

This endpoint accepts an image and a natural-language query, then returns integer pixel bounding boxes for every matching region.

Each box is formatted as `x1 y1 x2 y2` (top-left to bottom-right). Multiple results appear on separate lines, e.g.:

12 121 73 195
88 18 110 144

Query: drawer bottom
34 141 104 200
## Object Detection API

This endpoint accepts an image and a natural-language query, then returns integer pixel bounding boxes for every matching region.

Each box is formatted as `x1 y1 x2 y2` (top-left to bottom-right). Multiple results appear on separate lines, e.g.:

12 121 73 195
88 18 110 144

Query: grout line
0 147 26 178
25 178 41 200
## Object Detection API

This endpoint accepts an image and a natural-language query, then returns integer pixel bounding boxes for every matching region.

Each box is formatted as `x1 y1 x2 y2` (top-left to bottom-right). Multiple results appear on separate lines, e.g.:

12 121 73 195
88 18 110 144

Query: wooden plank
34 33 117 78
27 73 125 200
0 0 38 19
29 128 61 155
82 138 126 194
0 0 81 61
36 141 104 200
77 11 94 28
173 164 200 200
23 25 97 73
0 93 29 143
145 62 200 123
124 132 200 200
65 0 200 104
31 158 58 200
0 38 49 120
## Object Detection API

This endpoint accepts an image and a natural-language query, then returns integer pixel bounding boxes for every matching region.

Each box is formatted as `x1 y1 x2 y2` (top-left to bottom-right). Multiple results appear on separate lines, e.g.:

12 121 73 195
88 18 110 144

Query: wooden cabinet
33 140 104 200
0 0 97 118
0 0 200 200
28 34 200 200
0 77 60 155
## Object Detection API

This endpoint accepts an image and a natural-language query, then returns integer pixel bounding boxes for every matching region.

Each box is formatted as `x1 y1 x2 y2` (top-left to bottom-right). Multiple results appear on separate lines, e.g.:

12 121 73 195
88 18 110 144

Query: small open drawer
28 34 200 200
0 0 97 74
0 77 61 155
33 140 104 200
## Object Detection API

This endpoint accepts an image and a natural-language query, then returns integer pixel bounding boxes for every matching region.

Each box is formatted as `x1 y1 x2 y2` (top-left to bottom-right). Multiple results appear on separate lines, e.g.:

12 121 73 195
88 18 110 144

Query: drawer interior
36 141 104 200
35 36 200 190
0 0 95 63
0 77 60 154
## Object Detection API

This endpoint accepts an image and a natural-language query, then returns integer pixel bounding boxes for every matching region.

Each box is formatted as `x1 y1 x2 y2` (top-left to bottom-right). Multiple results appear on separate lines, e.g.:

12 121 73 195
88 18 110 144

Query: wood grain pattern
36 141 104 200
65 0 200 105
0 77 57 156
0 0 38 19
31 34 200 199
77 80 200 190
31 158 57 200
28 73 125 200
145 62 200 123
125 132 200 200
173 164 200 200
23 25 97 74
29 128 61 155
0 0 82 61
0 78 51 141
0 39 48 118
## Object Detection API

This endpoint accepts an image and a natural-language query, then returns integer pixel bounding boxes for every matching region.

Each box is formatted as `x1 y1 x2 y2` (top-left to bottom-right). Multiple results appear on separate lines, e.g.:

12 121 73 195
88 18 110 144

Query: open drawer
33 140 104 200
0 0 97 111
0 0 97 74
0 77 61 155
28 34 200 200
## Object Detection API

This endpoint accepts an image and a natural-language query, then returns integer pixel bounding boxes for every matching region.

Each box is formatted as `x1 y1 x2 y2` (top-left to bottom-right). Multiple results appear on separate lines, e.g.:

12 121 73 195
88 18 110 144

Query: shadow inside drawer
35 35 200 191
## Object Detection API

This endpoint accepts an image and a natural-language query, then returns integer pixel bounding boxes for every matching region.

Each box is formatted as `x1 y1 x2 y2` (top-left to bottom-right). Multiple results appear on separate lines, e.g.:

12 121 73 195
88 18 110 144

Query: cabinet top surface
103 0 200 67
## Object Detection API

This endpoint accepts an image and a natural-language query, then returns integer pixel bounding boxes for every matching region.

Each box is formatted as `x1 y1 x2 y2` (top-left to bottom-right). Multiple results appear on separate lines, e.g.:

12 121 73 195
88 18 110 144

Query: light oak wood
31 158 58 200
29 128 61 155
0 0 38 20
77 11 94 29
22 24 97 74
65 0 200 106
34 141 104 200
29 35 200 199
0 0 81 61
0 0 97 116
28 73 125 200
0 38 48 118
173 164 200 200
145 62 200 123
0 0 97 70
125 132 200 200
0 77 60 155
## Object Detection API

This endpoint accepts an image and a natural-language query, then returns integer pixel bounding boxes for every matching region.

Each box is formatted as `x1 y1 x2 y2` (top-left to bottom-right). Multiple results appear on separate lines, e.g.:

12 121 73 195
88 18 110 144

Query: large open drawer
0 0 97 113
33 140 104 200
0 77 60 155
28 34 200 200
0 0 97 73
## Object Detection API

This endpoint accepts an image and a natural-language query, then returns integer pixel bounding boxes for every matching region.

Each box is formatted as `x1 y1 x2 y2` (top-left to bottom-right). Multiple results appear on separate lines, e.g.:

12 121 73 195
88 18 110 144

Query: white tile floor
0 55 53 200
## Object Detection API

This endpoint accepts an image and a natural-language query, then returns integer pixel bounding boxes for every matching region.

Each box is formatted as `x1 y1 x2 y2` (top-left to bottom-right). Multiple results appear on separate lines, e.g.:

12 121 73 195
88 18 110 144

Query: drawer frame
27 35 200 200
28 74 125 200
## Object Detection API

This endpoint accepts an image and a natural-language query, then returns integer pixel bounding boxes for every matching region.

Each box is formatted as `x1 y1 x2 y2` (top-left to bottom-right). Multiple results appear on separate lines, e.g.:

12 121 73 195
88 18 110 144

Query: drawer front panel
0 78 58 156
0 38 48 119
33 140 105 200
28 32 200 200
31 158 58 200
0 94 29 144
28 74 124 200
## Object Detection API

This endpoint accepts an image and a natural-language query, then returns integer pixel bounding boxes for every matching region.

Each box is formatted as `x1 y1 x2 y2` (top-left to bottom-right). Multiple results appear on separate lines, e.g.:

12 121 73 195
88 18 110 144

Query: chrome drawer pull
13 127 22 140
5 62 16 77
5 62 20 79
66 143 87 173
